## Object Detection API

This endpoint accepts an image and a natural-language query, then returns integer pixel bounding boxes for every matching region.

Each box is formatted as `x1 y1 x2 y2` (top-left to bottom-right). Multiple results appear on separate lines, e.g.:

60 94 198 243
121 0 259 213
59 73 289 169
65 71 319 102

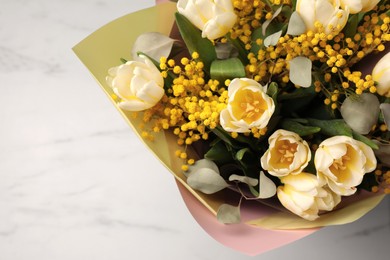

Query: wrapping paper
73 1 385 255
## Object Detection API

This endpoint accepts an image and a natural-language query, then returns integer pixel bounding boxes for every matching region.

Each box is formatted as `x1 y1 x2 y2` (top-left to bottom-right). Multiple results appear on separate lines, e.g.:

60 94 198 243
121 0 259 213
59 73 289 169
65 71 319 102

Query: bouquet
74 0 389 255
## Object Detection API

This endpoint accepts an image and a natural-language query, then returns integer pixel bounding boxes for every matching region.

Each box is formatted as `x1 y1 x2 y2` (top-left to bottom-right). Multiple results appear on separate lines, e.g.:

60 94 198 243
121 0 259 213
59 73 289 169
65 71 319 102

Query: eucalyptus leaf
217 204 241 224
215 42 238 59
131 32 175 62
264 30 283 47
187 159 220 175
175 12 217 72
380 103 390 129
262 5 283 35
373 140 390 167
187 168 229 194
210 58 245 82
229 174 259 187
287 12 306 36
226 33 249 64
258 171 277 199
340 93 380 135
289 56 312 88
307 118 353 137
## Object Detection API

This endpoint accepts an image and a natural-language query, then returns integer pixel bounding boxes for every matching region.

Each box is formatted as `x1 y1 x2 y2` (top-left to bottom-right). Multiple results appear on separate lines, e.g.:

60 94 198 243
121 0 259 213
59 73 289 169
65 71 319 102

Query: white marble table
0 0 389 259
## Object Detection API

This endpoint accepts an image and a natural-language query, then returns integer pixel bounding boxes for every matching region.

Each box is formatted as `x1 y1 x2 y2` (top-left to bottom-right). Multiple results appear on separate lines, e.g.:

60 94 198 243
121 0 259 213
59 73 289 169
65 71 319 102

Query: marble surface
0 0 389 259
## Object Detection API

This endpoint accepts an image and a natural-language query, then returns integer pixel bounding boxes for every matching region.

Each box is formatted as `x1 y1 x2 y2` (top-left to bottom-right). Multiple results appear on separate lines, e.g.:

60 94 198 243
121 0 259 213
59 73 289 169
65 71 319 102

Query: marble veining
0 0 389 259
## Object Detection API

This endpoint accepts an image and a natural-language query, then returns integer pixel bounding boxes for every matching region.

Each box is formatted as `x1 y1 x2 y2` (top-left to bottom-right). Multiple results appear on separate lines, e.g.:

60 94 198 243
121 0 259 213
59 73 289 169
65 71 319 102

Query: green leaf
281 119 321 136
307 118 353 137
211 126 241 148
229 174 259 187
204 141 232 165
278 85 316 101
352 132 379 150
217 204 241 224
174 12 217 72
251 27 265 54
291 0 297 10
289 56 312 88
267 82 279 102
345 14 358 38
235 148 252 161
210 58 245 82
187 168 229 194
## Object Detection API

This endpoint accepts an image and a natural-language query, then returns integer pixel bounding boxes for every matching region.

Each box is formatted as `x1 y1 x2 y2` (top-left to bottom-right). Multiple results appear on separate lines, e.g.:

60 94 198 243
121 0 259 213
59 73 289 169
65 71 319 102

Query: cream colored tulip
315 136 377 196
220 78 275 133
277 172 340 221
261 130 311 177
296 0 349 35
372 52 390 97
340 0 380 14
177 0 237 40
106 55 164 111
315 185 341 211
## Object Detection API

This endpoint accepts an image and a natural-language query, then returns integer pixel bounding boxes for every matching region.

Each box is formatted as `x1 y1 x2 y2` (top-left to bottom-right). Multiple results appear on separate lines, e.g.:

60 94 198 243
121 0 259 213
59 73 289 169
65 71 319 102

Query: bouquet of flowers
74 0 389 255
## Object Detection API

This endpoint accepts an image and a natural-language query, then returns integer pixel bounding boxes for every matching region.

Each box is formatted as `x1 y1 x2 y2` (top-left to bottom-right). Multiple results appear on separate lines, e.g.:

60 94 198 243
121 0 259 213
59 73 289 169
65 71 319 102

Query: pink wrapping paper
176 180 317 255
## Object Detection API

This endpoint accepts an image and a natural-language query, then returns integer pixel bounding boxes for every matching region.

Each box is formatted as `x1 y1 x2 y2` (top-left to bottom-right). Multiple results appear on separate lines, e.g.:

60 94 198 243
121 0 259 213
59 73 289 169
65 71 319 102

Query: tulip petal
281 173 318 193
136 81 164 105
118 99 149 111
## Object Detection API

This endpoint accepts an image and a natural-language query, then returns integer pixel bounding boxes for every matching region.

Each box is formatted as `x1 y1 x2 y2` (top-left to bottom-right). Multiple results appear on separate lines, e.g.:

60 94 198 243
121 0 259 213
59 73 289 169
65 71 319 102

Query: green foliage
210 58 246 82
174 12 217 72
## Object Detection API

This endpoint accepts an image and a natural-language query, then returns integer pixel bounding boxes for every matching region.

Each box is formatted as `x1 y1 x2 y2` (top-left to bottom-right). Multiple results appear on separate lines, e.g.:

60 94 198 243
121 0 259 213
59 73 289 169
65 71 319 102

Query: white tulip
220 78 275 133
372 52 390 97
261 130 311 177
177 0 237 40
315 136 377 196
106 55 164 111
315 185 341 211
277 172 340 221
340 0 380 14
296 0 349 35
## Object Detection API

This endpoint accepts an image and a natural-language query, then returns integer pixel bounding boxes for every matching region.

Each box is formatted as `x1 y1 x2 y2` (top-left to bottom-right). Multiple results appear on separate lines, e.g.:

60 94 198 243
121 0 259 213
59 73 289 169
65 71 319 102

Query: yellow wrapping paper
73 2 385 230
